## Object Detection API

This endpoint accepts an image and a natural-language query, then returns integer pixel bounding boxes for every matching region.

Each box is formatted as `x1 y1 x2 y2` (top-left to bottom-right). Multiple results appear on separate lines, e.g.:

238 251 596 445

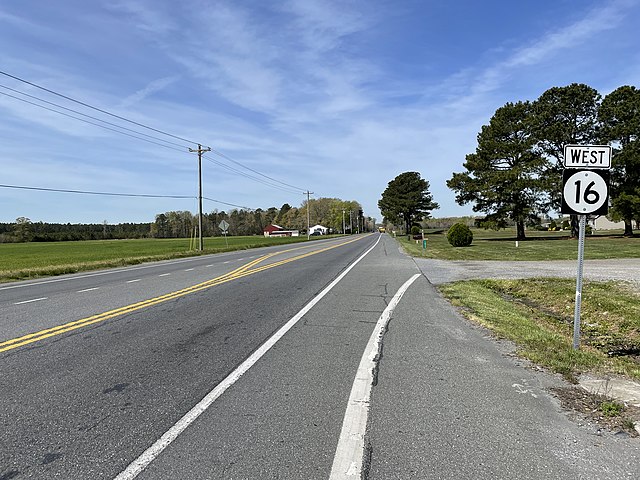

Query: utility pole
342 209 345 235
349 210 353 234
188 143 211 251
304 191 313 239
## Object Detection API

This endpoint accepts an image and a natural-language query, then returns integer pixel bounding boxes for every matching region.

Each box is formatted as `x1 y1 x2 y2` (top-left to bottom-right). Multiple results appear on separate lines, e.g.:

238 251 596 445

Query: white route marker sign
561 170 609 215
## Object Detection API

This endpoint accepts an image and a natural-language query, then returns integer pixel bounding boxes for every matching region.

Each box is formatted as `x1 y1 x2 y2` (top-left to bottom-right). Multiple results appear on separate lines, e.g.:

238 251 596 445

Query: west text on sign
563 145 611 169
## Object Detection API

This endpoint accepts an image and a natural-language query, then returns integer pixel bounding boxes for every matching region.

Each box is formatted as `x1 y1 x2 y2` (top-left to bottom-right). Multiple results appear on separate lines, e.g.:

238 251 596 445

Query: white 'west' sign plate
563 144 611 169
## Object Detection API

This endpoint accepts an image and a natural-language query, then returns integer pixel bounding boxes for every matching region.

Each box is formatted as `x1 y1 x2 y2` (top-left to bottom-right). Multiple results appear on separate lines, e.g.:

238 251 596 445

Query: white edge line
126 279 141 284
13 297 48 305
113 234 382 480
329 272 421 480
158 273 171 277
184 268 194 272
77 287 99 293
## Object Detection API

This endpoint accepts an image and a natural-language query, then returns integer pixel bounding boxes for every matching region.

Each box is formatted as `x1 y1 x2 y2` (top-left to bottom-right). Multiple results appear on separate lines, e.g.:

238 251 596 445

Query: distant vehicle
310 231 321 236
378 227 386 233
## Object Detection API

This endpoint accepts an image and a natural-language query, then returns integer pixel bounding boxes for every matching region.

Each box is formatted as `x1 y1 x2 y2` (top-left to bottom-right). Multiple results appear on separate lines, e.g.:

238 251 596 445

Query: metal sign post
219 219 229 247
573 215 586 349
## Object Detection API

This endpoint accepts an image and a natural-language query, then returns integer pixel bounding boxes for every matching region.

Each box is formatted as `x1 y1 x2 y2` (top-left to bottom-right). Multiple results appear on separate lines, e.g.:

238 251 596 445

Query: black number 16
574 180 600 205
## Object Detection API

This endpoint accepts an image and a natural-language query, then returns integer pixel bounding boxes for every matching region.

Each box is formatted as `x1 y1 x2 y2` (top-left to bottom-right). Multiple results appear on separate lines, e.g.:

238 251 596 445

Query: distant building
590 216 625 230
263 224 299 237
309 224 329 235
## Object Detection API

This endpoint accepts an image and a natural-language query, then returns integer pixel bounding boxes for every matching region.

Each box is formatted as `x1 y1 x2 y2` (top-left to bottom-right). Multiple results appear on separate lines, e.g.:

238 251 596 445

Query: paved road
1 234 638 479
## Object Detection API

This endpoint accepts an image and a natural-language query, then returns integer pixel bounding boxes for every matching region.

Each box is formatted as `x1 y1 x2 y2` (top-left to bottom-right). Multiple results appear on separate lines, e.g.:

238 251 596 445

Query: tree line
152 197 369 238
448 83 640 239
1 197 368 243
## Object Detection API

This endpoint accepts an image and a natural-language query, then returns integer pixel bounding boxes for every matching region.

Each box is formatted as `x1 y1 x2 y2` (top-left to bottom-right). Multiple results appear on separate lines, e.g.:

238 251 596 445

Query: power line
209 148 306 192
0 84 189 150
202 197 252 210
1 184 254 210
0 91 190 153
0 70 201 146
202 156 302 195
0 70 309 197
0 184 194 199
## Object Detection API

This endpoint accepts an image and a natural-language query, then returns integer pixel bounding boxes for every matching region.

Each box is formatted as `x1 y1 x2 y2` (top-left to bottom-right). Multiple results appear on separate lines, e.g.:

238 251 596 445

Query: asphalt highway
1 234 638 479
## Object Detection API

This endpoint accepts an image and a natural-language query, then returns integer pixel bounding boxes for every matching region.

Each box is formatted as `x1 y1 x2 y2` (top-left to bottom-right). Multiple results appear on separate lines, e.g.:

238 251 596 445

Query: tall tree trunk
570 215 579 238
624 220 634 237
516 220 526 240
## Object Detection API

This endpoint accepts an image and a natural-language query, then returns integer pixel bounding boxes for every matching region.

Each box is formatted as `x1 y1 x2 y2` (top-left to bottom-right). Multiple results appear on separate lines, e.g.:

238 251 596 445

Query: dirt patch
550 386 640 437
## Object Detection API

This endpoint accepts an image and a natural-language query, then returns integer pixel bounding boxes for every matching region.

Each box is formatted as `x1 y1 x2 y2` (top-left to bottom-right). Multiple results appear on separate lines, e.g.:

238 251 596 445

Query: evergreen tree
598 85 640 237
532 83 601 236
448 101 547 240
378 172 439 234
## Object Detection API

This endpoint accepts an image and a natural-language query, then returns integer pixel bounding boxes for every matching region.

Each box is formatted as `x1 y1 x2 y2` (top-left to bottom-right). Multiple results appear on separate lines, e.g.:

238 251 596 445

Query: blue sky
1 0 639 224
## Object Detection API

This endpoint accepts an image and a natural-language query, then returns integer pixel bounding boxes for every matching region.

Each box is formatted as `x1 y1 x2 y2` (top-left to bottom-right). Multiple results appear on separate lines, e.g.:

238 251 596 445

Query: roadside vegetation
397 227 640 261
0 235 331 283
439 277 640 434
439 278 640 382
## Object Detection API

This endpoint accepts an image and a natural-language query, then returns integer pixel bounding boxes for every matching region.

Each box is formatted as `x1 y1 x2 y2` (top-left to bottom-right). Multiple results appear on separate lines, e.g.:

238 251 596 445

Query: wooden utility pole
188 144 211 251
304 191 313 239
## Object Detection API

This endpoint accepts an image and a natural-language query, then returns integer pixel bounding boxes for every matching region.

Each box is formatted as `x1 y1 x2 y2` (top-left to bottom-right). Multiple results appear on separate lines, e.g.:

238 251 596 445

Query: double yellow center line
0 236 369 353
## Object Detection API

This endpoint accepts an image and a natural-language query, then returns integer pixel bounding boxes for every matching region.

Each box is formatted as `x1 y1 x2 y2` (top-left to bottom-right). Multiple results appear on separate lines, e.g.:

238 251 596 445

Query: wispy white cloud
443 0 634 107
119 75 180 108
107 0 178 35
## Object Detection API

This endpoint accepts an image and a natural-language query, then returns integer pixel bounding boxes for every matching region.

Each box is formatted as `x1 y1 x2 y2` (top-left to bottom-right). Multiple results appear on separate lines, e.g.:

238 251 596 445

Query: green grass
396 228 640 260
600 400 624 417
0 235 328 282
439 278 640 382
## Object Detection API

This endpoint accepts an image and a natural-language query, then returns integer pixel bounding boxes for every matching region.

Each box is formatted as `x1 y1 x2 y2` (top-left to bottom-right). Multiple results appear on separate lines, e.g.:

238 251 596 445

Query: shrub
410 226 421 235
447 223 473 247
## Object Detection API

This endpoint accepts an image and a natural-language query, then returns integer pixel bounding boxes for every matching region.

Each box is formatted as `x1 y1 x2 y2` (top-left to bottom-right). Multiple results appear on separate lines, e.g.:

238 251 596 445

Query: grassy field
439 278 640 382
0 235 325 282
397 227 640 260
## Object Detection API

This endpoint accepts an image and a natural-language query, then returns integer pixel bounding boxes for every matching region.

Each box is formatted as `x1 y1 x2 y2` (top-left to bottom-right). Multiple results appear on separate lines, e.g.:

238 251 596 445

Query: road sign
561 169 609 215
219 220 229 233
563 144 611 169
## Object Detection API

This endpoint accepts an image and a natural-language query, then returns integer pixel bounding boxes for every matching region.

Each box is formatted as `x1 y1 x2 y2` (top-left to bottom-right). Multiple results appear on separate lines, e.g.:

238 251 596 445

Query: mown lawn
397 227 640 260
0 235 321 282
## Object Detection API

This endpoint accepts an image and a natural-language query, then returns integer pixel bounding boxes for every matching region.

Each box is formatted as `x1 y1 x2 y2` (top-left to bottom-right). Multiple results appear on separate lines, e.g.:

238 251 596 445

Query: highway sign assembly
562 145 612 350
219 219 230 246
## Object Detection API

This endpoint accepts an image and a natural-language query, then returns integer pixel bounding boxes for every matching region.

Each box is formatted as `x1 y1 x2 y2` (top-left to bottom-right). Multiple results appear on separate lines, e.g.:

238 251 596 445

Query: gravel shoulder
413 258 640 287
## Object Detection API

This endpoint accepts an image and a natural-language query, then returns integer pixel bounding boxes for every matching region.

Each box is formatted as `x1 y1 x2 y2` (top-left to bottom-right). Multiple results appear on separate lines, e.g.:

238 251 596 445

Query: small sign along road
563 144 611 169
